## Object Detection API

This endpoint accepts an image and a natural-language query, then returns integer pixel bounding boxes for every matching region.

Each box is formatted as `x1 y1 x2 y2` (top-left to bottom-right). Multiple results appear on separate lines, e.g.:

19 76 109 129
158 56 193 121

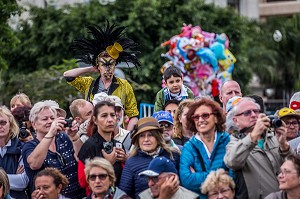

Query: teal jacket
180 132 231 198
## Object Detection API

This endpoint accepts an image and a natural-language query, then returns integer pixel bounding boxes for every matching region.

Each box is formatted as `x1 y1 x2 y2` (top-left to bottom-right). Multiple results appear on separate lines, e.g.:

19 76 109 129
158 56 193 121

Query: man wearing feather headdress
64 21 140 131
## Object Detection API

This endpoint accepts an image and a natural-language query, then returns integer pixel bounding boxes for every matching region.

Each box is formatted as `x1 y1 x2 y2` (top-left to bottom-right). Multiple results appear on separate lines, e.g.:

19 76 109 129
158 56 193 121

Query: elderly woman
84 157 131 199
0 169 11 199
10 93 32 112
77 100 126 195
179 98 231 197
201 169 235 199
173 99 195 145
265 154 300 199
276 107 300 141
0 106 28 198
119 117 180 198
22 101 85 199
32 168 70 199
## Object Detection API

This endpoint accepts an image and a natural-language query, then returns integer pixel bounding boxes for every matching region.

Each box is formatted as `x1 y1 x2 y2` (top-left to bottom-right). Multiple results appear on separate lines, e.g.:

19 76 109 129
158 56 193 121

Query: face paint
98 57 116 79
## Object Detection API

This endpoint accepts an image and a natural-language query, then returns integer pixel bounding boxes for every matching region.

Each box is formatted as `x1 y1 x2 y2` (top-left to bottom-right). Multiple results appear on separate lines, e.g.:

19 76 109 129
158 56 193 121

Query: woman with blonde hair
0 169 11 199
0 106 28 198
119 117 180 198
22 100 84 199
84 157 130 199
10 93 32 112
201 168 235 199
173 99 194 145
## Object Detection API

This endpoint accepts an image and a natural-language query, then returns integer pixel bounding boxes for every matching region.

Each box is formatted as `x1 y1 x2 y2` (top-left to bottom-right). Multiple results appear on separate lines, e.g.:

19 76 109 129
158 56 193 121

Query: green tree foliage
1 0 255 108
249 15 300 98
0 0 20 71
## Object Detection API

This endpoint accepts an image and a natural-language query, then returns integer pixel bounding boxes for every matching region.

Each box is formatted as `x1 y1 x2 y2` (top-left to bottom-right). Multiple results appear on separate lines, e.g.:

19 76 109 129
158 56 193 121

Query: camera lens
268 115 282 128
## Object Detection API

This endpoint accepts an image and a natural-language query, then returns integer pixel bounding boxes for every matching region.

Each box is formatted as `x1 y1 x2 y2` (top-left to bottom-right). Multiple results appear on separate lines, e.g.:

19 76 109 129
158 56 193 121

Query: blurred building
205 0 300 20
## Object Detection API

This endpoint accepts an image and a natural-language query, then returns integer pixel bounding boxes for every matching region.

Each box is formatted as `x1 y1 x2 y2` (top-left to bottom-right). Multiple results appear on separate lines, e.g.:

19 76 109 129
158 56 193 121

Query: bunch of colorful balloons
161 24 236 97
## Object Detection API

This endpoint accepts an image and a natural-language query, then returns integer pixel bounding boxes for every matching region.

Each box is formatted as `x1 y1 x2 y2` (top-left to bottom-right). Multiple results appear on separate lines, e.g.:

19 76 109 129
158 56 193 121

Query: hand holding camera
102 145 117 165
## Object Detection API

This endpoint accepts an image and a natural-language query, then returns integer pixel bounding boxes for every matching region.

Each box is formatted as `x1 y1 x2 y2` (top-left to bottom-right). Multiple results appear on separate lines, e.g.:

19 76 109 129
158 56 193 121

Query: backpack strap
163 87 170 101
190 142 206 172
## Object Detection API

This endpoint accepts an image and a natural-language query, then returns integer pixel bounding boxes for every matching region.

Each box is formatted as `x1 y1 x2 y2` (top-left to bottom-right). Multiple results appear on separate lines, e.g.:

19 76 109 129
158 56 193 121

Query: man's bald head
219 80 242 111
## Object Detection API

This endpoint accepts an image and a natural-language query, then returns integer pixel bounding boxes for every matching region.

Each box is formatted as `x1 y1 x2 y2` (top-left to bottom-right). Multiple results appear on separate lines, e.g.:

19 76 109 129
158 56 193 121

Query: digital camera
19 121 29 139
103 141 114 154
64 118 73 128
268 115 282 128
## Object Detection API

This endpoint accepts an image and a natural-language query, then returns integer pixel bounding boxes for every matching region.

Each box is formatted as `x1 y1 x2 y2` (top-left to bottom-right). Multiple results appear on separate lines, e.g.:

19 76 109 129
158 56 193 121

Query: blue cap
152 111 174 124
139 157 178 177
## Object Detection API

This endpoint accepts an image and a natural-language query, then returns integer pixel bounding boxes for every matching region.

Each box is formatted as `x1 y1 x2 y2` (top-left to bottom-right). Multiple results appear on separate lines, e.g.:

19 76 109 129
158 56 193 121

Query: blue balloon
196 48 219 72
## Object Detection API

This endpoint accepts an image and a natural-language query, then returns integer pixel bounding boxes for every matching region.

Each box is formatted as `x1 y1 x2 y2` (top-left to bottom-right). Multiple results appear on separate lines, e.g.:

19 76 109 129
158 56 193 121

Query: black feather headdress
71 21 140 69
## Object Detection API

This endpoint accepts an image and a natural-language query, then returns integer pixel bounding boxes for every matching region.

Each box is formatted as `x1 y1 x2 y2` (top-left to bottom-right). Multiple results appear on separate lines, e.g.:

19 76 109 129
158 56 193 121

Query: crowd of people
1 21 300 199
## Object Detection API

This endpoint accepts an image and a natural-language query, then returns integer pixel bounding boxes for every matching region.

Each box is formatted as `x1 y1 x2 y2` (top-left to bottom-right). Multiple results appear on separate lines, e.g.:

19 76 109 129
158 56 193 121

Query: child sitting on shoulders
154 66 194 112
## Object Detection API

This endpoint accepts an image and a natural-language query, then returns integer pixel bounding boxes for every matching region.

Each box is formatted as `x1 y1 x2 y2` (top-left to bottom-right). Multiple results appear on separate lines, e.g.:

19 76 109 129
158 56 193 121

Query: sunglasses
56 152 66 168
0 120 8 126
88 174 108 181
235 109 260 117
191 113 215 121
146 176 159 183
159 123 173 129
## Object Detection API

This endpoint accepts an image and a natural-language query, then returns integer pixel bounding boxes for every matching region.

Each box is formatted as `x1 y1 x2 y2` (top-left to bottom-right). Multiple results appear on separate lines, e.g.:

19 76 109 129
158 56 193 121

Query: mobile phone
116 143 122 148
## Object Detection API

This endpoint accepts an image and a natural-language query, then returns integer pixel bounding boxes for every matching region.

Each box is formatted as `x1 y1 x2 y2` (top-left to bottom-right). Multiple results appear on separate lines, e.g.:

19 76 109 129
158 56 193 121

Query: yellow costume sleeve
67 76 94 100
112 78 139 118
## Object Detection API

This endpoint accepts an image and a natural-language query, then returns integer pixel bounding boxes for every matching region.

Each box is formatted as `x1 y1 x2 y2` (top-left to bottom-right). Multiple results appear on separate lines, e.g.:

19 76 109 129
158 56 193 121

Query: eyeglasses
88 174 108 181
284 121 299 127
146 174 169 184
56 152 66 168
0 120 8 126
278 169 298 176
191 113 215 121
208 187 233 199
235 109 260 117
159 123 173 130
146 176 159 183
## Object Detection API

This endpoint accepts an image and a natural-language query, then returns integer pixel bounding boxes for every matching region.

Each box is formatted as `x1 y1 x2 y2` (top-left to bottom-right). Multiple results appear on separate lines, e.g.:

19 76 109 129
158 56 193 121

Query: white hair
29 101 57 122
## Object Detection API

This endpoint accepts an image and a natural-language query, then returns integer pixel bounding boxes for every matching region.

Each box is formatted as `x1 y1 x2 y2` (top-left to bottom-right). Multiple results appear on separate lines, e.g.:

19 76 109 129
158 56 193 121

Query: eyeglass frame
159 122 173 130
207 187 233 199
283 120 299 127
145 172 173 184
191 113 215 121
0 120 8 126
234 109 261 117
55 152 66 168
88 173 109 181
278 169 299 177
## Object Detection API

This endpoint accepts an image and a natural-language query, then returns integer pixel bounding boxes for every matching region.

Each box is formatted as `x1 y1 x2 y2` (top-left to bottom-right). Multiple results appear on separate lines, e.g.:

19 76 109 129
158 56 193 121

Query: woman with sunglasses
265 154 300 199
84 157 131 199
77 100 126 196
0 106 28 198
179 98 231 197
22 101 85 199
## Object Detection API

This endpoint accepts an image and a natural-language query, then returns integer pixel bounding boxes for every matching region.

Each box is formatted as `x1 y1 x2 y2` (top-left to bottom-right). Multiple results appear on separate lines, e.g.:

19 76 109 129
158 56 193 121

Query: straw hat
131 117 163 144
